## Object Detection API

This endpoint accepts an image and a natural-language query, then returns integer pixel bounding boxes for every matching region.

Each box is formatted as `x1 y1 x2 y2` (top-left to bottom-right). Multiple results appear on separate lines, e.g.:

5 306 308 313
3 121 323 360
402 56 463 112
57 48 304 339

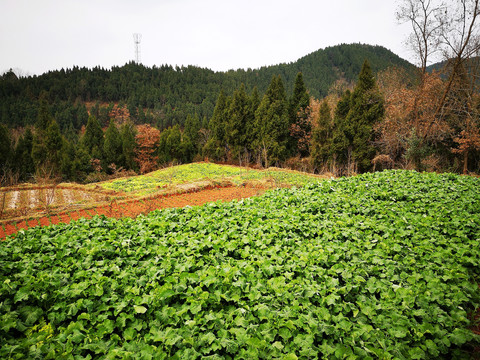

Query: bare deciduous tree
396 0 480 171
435 0 480 115
396 0 446 74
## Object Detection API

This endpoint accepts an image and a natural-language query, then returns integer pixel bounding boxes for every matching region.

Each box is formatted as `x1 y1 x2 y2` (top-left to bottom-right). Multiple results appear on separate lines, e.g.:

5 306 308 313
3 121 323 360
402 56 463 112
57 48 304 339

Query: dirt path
0 186 266 239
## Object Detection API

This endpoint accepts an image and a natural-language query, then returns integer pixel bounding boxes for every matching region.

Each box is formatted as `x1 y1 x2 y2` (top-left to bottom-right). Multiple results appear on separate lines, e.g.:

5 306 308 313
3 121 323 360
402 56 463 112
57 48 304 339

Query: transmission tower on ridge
133 33 142 63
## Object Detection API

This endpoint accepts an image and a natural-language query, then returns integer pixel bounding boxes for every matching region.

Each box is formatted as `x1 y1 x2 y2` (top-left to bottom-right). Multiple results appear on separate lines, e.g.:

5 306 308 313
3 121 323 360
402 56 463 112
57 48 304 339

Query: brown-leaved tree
135 124 160 174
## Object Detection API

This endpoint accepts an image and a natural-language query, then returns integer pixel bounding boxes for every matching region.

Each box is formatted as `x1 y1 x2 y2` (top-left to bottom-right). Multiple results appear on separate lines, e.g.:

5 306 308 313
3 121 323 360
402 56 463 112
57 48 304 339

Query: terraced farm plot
1 163 322 239
2 188 108 210
1 170 479 359
0 185 120 219
99 162 323 195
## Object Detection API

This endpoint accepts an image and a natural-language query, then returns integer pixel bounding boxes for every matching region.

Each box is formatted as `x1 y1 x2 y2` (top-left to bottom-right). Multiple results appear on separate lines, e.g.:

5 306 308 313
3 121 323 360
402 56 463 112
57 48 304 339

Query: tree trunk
463 150 469 174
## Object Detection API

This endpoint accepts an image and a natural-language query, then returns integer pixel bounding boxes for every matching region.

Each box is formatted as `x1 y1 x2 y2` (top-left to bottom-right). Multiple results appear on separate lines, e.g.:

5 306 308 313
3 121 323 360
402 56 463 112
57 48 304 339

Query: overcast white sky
0 0 415 76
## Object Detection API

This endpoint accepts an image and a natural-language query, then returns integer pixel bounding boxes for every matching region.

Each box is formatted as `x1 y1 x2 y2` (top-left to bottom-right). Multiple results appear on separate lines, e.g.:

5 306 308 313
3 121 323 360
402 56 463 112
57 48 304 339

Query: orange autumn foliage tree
135 124 161 174
376 67 449 168
453 116 480 173
448 66 480 173
109 104 131 124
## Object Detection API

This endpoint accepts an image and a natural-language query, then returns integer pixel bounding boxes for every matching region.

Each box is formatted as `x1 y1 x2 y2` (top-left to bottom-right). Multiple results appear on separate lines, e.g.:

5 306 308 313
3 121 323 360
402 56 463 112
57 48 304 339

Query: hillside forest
0 37 479 183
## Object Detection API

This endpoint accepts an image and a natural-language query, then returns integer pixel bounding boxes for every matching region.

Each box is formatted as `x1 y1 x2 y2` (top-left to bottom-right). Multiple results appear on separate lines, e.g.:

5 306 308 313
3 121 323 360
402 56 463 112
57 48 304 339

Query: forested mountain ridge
0 43 414 131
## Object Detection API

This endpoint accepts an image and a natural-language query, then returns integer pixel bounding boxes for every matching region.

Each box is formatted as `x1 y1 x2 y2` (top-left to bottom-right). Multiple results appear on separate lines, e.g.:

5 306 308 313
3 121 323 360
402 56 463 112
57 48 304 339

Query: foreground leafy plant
1 170 479 359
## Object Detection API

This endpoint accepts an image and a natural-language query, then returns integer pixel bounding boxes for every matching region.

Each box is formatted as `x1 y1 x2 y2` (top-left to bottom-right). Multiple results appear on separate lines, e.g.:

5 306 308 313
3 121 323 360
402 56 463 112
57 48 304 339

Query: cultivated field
1 169 479 358
0 163 322 238
98 162 323 195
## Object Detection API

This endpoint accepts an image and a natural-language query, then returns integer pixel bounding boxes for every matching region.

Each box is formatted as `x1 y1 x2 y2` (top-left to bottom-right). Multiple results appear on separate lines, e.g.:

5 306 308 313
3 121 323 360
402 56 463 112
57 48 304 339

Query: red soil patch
85 209 96 217
0 186 265 239
69 211 81 221
58 214 71 224
4 223 17 237
16 221 28 232
77 209 91 218
39 217 50 227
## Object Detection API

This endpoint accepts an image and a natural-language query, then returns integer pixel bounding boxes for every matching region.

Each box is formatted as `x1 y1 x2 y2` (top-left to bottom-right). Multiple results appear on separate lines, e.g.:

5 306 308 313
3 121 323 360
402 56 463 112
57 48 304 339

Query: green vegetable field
1 170 480 359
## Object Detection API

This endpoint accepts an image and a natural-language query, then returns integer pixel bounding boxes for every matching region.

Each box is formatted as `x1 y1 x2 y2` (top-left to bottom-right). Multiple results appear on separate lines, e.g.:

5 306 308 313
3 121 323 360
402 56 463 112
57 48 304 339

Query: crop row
1 170 479 359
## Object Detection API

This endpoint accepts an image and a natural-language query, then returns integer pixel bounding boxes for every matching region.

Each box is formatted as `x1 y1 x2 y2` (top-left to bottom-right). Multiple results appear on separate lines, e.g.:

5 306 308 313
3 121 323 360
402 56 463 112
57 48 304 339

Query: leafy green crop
99 162 320 195
1 170 479 359
100 163 249 194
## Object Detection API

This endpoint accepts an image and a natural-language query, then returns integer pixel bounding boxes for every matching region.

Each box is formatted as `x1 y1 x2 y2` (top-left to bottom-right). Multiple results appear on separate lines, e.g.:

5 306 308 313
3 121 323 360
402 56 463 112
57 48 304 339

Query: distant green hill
0 43 415 131
426 57 480 77
267 43 415 97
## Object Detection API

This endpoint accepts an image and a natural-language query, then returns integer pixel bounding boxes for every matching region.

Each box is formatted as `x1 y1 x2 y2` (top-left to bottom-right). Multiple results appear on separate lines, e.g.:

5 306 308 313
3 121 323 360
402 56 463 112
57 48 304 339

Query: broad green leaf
134 305 147 314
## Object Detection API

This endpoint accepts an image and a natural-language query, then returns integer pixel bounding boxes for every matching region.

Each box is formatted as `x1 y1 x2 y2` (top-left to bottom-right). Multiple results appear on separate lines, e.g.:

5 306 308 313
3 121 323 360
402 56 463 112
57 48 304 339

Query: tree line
0 44 412 132
1 50 480 185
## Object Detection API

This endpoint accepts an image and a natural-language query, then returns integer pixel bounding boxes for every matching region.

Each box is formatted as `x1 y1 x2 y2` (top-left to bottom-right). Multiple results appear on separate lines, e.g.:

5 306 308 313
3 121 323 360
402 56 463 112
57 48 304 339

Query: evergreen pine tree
32 98 54 169
35 97 53 132
330 90 352 173
120 122 137 171
103 119 122 171
246 87 261 155
72 143 93 181
64 122 79 145
254 76 289 166
250 86 261 113
288 72 311 156
75 103 89 129
45 119 64 171
345 60 384 172
60 140 76 180
205 90 230 160
328 61 384 174
0 124 12 172
14 127 35 180
81 115 104 162
179 133 196 163
158 126 182 164
226 84 252 162
311 100 333 170
184 113 201 153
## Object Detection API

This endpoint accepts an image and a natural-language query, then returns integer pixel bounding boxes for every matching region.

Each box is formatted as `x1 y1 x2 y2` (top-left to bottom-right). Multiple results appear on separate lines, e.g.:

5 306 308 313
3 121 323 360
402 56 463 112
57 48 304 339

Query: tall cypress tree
0 124 12 173
120 122 137 171
81 115 104 162
184 113 201 153
32 98 53 168
158 125 182 164
205 90 230 160
226 83 252 162
345 60 384 172
288 72 311 156
45 119 64 172
14 127 35 180
72 145 93 181
35 97 52 132
245 87 261 156
103 119 122 171
75 103 89 129
311 100 333 170
330 60 384 174
209 89 228 143
254 76 289 166
289 73 309 119
60 140 76 181
331 90 352 169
